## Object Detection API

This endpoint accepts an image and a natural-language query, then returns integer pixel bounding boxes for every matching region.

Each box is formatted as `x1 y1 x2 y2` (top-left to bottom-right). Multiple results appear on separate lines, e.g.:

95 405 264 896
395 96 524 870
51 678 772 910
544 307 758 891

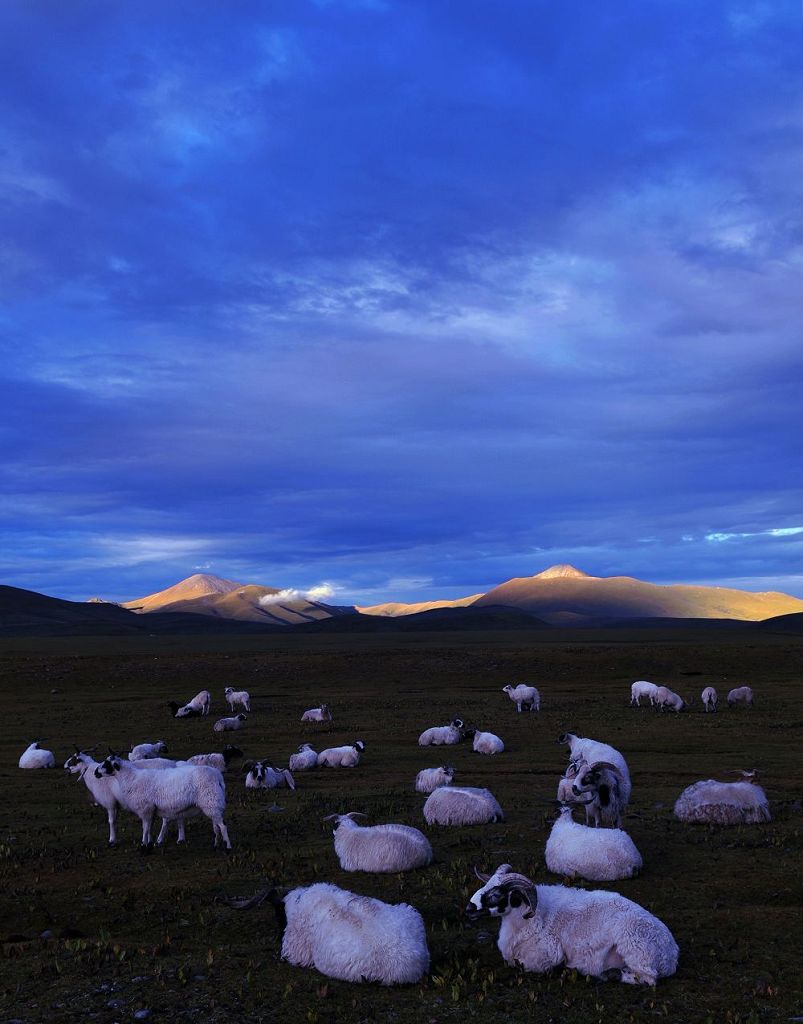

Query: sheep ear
345 811 368 820
474 866 491 883
321 814 340 822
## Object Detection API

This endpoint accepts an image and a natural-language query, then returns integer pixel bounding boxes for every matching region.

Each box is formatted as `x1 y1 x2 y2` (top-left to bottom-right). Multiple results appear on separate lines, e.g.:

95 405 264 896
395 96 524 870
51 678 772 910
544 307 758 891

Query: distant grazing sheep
19 741 56 769
168 689 211 718
423 786 504 825
502 684 540 712
630 681 659 707
701 686 718 713
224 687 251 713
654 686 686 713
727 686 754 708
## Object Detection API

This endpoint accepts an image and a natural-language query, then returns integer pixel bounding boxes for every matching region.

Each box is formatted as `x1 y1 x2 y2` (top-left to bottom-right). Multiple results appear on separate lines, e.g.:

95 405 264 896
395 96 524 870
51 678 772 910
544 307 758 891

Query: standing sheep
19 741 56 769
323 812 433 872
701 687 718 713
630 681 659 707
224 686 251 712
228 882 430 984
502 684 540 712
557 733 632 806
654 686 686 713
727 686 754 708
466 864 678 985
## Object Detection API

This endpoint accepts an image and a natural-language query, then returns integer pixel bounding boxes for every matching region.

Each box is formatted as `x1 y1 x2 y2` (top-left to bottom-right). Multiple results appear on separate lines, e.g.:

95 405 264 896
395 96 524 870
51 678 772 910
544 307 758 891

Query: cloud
259 582 339 606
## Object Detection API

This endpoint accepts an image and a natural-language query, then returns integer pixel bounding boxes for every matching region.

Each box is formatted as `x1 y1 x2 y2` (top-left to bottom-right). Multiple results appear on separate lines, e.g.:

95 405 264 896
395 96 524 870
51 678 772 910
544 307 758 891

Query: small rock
192 974 206 981
107 999 124 1009
40 929 53 939
134 1010 151 1021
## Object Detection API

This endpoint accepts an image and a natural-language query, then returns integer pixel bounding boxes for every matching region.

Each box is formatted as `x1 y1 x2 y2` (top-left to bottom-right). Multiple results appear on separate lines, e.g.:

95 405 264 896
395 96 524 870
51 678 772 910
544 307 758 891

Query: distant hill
295 605 551 633
357 594 483 617
123 573 357 626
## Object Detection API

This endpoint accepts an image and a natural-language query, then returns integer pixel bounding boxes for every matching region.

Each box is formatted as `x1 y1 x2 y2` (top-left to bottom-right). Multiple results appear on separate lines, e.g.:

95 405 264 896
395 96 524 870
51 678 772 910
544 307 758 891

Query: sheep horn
474 866 491 883
500 879 538 919
321 814 341 822
588 761 621 776
344 811 368 820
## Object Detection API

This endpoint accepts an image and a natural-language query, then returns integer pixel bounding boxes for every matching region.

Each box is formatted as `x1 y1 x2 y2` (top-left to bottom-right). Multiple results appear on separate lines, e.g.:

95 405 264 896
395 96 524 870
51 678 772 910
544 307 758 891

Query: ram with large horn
568 759 628 828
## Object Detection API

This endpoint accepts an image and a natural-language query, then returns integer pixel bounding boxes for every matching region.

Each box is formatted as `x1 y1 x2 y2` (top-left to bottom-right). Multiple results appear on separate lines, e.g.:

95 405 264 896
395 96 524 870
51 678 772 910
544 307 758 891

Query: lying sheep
464 727 505 755
93 752 232 848
228 881 430 984
654 686 686 713
418 718 464 746
545 805 643 881
168 689 211 718
556 760 583 804
727 686 754 708
244 760 296 790
301 703 332 723
502 683 540 712
674 771 770 825
213 713 248 733
423 785 504 825
630 680 659 707
128 740 168 761
323 812 433 872
317 741 365 768
224 686 251 713
415 765 455 793
701 686 718 713
19 741 56 769
187 745 243 772
558 733 632 806
289 743 319 771
466 864 678 985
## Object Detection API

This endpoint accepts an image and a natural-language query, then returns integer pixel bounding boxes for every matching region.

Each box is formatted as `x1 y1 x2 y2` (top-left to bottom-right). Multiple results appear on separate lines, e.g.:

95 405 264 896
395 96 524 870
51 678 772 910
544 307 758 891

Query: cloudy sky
1 0 802 604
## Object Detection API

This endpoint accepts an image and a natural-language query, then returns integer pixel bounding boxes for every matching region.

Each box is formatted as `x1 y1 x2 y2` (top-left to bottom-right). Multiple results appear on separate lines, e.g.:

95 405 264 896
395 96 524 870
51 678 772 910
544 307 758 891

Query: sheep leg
212 816 232 850
107 807 118 845
155 817 170 845
140 809 155 847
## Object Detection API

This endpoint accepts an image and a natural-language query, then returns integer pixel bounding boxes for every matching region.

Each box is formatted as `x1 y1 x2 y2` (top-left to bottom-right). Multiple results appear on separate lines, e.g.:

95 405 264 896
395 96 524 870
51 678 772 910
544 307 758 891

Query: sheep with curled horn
466 863 678 985
322 812 433 872
557 732 631 806
567 758 628 828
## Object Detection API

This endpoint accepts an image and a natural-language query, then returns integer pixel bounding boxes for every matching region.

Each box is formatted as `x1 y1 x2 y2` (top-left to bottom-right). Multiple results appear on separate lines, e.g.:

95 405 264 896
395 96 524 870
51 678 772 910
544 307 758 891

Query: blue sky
1 0 802 604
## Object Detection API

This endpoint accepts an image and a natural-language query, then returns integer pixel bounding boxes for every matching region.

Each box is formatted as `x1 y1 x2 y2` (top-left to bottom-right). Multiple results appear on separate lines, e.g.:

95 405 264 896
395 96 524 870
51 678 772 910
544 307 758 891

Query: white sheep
465 728 504 755
501 684 540 716
566 758 629 828
701 686 718 713
630 680 659 707
168 689 211 718
423 785 504 825
415 765 455 793
674 772 770 825
301 703 332 723
228 882 430 984
245 760 296 790
186 745 244 772
502 683 540 712
288 743 319 771
93 753 232 848
128 740 168 761
63 750 185 844
556 760 583 804
323 812 433 872
557 733 632 806
467 864 678 985
317 741 365 768
213 713 248 733
654 686 686 713
727 686 754 708
224 686 251 712
545 805 643 881
418 718 464 746
19 741 56 769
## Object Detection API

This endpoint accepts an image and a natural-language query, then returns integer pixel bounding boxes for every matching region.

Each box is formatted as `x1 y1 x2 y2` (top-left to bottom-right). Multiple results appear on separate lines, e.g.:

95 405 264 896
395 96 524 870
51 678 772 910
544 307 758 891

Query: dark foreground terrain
0 628 801 1024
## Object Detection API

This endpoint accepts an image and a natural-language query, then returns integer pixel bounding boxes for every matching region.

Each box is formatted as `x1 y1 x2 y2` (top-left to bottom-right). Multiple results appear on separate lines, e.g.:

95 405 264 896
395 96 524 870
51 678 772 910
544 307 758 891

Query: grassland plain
0 629 801 1024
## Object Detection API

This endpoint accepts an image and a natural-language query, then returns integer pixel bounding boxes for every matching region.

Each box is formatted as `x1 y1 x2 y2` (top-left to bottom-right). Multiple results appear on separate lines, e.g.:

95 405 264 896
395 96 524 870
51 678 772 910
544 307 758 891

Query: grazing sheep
93 753 232 849
727 686 754 708
289 743 319 771
128 740 168 761
502 683 540 712
674 771 770 825
19 741 56 769
464 728 505 755
545 805 643 881
423 785 504 825
228 881 430 984
418 718 464 746
213 713 248 733
317 741 365 768
654 686 686 713
224 686 251 713
301 703 333 723
186 745 243 772
64 750 185 844
415 765 455 794
568 758 629 828
466 864 678 985
557 733 632 806
630 681 659 707
168 689 212 718
323 812 433 872
244 760 296 790
701 686 718 713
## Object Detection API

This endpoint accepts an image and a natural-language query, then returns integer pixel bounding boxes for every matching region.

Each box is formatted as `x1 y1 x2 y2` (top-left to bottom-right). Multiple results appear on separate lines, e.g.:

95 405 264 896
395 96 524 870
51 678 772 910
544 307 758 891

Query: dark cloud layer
1 0 801 602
